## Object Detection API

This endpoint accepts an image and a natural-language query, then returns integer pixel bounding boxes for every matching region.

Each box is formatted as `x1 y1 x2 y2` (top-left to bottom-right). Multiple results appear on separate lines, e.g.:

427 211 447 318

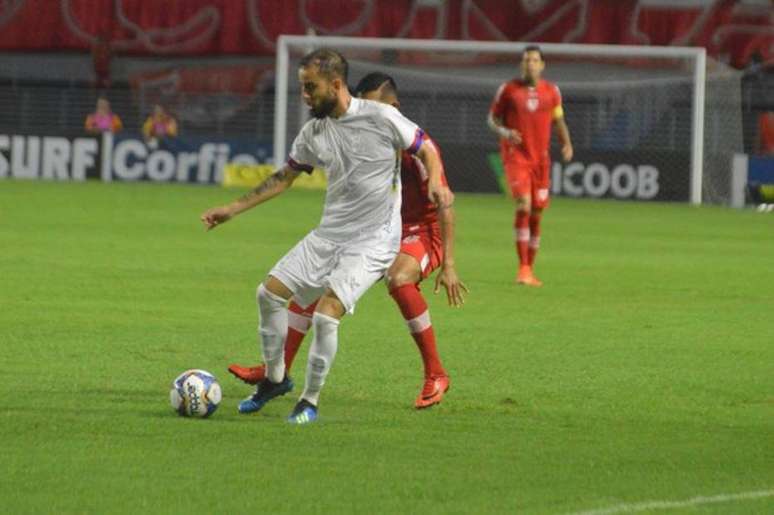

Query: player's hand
429 183 454 209
508 129 522 145
439 188 455 208
200 206 234 231
434 264 468 307
561 143 573 163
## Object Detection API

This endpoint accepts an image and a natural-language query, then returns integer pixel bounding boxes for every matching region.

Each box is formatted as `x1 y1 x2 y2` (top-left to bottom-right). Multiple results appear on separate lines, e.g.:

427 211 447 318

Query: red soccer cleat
415 375 450 409
516 265 543 287
228 364 266 385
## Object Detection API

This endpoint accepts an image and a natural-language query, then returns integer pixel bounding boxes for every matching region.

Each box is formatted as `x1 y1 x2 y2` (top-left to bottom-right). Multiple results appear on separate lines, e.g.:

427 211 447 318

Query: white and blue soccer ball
170 369 222 418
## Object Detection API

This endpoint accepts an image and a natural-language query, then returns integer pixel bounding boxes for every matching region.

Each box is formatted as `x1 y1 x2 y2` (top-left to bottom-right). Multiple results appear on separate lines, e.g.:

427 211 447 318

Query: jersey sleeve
490 83 508 119
551 84 564 120
287 121 319 173
381 105 424 154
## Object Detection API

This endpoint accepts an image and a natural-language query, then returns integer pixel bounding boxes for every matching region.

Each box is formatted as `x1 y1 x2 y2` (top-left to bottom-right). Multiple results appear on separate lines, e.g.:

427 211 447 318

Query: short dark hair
299 48 348 81
354 72 398 98
523 45 544 61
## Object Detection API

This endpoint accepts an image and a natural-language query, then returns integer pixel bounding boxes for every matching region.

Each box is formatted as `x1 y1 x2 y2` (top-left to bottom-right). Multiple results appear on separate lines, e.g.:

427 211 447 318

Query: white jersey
288 97 424 243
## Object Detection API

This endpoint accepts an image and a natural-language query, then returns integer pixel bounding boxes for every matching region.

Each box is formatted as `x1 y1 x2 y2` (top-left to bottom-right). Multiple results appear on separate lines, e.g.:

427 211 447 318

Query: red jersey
490 79 562 164
401 135 448 232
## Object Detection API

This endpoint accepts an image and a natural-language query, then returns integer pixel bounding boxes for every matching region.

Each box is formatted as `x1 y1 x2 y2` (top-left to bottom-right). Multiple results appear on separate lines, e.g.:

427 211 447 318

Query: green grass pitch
1 180 772 514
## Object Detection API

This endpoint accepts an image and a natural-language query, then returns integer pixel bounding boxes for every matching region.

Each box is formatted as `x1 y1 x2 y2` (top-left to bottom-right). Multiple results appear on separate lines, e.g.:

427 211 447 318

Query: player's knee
386 269 418 289
386 254 422 289
315 290 345 319
258 276 292 306
257 282 288 309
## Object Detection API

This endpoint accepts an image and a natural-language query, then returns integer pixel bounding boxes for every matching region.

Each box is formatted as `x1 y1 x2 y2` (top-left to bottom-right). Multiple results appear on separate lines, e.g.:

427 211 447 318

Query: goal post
275 35 738 205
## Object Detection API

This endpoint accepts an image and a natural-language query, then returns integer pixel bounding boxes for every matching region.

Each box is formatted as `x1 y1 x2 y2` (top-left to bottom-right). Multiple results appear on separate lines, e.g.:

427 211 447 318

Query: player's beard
522 69 540 86
310 93 337 119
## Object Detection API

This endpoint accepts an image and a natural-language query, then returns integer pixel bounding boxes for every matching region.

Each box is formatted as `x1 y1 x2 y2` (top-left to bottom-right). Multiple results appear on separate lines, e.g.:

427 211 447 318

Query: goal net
275 36 743 205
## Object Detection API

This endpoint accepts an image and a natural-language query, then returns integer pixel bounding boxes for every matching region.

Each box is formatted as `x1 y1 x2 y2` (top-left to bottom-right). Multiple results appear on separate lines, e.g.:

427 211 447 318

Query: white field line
568 488 774 515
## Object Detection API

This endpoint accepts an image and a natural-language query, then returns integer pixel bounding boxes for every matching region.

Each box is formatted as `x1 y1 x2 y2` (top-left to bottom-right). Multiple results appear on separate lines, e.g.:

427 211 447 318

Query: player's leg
228 298 317 385
525 162 551 285
258 275 293 382
305 291 346 407
285 300 318 371
515 194 532 276
287 290 344 424
387 237 449 409
239 232 331 414
288 240 397 424
238 275 296 414
521 206 543 287
528 206 543 268
506 161 533 282
515 193 534 284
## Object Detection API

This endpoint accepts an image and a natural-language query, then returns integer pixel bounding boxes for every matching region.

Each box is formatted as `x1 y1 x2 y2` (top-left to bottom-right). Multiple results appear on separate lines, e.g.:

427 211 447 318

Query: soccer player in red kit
488 45 573 286
229 72 467 409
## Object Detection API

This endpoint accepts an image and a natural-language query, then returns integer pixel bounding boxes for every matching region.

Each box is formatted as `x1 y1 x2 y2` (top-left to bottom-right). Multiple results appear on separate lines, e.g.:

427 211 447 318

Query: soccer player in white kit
200 49 451 424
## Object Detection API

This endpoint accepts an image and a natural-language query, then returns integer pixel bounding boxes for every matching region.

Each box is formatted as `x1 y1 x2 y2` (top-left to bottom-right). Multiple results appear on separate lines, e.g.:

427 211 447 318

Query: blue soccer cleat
238 376 293 414
287 399 318 425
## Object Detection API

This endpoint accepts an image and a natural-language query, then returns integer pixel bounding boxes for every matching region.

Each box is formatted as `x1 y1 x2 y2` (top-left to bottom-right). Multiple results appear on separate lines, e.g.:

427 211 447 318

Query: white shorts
269 230 399 314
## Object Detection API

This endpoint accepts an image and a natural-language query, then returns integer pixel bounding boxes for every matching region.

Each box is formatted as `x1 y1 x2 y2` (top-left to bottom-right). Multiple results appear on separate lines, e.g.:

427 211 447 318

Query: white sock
257 283 288 383
301 312 340 406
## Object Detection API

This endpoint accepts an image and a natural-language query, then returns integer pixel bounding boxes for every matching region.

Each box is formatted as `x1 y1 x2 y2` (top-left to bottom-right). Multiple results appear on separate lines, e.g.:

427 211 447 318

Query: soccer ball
170 369 222 418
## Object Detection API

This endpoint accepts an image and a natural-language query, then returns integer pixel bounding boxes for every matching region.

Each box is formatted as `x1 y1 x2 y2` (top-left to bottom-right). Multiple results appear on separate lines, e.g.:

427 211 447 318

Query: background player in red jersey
229 72 467 409
488 45 573 286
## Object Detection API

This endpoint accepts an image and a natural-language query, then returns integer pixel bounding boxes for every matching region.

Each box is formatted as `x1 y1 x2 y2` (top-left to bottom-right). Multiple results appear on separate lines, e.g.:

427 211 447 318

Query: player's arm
200 165 301 231
415 141 453 208
434 197 468 307
487 112 521 144
487 84 521 144
552 101 573 163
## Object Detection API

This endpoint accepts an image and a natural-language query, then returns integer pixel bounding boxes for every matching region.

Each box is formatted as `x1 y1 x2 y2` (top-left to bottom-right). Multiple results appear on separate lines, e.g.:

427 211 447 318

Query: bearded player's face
298 66 338 119
521 51 545 83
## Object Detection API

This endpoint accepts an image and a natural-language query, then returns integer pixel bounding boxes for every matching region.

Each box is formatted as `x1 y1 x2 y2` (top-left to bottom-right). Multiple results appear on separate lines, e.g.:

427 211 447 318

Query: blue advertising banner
748 155 774 184
0 134 101 181
101 134 273 184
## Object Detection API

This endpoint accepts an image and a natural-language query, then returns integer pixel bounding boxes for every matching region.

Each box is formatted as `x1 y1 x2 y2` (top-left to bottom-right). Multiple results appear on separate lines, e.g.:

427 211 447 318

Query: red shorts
399 225 443 279
504 160 551 209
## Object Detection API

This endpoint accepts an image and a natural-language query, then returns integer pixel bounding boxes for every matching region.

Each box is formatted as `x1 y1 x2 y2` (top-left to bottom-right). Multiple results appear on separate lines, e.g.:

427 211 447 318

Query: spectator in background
84 97 123 134
142 104 178 147
758 111 774 155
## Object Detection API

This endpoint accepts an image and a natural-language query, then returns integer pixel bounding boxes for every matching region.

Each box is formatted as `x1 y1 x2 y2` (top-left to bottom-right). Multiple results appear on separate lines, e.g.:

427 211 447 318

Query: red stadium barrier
0 0 770 68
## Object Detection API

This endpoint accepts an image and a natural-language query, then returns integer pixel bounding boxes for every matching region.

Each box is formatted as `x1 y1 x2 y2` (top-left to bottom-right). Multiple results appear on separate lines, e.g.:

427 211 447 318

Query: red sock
389 284 446 378
515 210 530 266
285 300 317 373
528 211 542 266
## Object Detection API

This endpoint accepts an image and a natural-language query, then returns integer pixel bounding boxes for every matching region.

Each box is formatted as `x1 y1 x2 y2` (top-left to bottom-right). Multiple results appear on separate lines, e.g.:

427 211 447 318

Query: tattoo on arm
238 168 293 203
